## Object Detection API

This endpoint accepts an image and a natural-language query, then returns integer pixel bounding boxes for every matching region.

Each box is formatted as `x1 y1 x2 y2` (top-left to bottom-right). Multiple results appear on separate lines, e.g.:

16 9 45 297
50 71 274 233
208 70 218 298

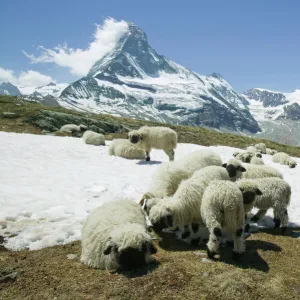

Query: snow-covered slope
18 82 68 98
0 132 299 250
59 23 260 134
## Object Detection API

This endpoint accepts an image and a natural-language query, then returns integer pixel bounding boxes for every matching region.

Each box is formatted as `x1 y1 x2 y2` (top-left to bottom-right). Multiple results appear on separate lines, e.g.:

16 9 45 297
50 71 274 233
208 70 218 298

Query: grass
1 94 300 299
1 229 300 300
1 95 300 156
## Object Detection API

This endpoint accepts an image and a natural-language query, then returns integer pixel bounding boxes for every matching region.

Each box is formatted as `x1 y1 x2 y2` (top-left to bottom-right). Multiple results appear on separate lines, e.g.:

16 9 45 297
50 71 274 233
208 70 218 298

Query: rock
1 112 19 118
66 254 77 260
0 270 23 283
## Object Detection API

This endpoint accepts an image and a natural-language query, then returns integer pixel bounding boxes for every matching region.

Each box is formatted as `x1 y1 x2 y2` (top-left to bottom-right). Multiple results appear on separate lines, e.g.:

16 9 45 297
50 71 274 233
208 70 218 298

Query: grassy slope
1 95 300 156
1 95 300 299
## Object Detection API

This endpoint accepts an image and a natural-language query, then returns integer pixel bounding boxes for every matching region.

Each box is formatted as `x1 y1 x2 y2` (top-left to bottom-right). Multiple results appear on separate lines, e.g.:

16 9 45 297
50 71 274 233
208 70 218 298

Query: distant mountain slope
0 82 21 96
59 23 260 134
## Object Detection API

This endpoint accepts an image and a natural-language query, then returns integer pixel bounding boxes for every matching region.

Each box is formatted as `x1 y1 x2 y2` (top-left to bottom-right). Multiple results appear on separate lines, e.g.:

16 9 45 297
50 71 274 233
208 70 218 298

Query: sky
0 0 299 92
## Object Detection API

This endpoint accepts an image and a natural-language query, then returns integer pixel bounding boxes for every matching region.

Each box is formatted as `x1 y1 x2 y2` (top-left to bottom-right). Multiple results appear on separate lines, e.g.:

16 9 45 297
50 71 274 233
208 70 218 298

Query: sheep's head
222 160 246 180
139 194 160 215
148 204 173 233
232 151 240 157
79 124 87 132
288 160 297 168
103 226 157 270
242 153 252 163
255 152 262 158
128 130 142 144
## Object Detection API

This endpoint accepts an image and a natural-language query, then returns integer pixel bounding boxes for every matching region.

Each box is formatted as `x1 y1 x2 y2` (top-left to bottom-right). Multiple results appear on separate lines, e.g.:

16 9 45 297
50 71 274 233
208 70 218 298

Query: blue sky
1 0 299 92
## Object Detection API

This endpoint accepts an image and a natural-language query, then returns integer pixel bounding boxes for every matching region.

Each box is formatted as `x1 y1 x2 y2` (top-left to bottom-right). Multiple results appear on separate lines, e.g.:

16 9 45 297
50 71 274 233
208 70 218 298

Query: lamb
81 199 157 270
250 156 264 165
108 139 145 160
242 164 283 179
128 126 177 161
272 152 297 168
60 124 87 134
201 180 262 259
255 143 267 154
82 130 105 146
236 178 291 229
266 148 277 155
147 165 246 233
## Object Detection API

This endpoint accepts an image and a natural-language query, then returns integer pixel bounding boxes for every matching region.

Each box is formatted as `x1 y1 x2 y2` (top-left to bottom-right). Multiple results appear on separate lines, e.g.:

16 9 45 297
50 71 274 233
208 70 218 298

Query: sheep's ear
237 166 246 172
239 187 245 193
103 239 117 255
222 163 227 168
256 189 263 196
139 198 146 207
139 133 143 140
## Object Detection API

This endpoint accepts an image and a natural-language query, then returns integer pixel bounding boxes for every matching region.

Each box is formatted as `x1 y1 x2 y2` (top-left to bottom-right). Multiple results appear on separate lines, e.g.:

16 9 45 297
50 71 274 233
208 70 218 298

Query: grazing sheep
201 180 262 259
60 124 87 134
81 199 157 270
147 165 240 233
242 164 283 179
237 178 291 229
272 152 297 168
266 148 277 155
255 143 267 154
236 151 253 163
108 139 145 160
140 150 222 212
250 156 264 165
128 126 177 161
82 130 105 146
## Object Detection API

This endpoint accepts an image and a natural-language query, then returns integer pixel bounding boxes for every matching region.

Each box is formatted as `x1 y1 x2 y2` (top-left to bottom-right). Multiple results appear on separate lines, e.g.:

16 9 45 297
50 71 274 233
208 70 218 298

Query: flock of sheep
60 123 295 271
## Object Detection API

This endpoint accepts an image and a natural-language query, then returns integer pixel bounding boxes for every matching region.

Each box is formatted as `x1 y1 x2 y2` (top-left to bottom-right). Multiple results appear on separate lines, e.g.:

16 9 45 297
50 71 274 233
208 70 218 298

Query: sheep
108 139 145 160
250 156 264 165
255 143 267 154
236 151 253 163
82 130 105 146
266 148 277 155
232 151 241 157
140 150 223 212
147 165 244 234
81 199 157 270
272 152 297 168
60 124 87 134
236 178 291 230
242 164 283 179
201 180 262 259
128 126 177 161
246 145 257 153
221 158 246 181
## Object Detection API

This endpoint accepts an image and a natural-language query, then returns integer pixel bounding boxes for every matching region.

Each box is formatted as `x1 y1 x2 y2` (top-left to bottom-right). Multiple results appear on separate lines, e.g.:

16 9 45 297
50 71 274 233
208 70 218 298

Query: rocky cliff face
59 23 260 134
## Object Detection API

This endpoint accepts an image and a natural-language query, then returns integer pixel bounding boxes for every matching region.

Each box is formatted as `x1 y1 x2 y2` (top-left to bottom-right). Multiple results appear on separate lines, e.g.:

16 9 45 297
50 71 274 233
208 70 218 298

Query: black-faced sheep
272 152 297 168
81 200 157 270
255 143 267 154
266 148 277 155
128 126 177 161
237 178 291 229
221 158 246 181
108 139 145 160
201 180 262 259
250 156 264 165
60 124 87 134
82 130 105 146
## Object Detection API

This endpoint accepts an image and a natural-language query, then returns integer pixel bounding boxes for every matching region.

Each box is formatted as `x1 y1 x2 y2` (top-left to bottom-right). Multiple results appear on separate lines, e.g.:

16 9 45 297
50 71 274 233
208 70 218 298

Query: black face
290 164 296 168
225 164 237 178
256 153 262 158
118 247 146 269
129 134 140 144
242 189 263 204
152 215 173 232
244 157 251 163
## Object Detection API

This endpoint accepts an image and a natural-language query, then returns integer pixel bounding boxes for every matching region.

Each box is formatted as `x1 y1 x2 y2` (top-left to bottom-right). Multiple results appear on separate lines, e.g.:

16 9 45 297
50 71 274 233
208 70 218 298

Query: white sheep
108 139 145 160
140 150 223 212
246 145 257 153
82 130 105 146
81 199 157 270
266 148 277 155
60 124 87 133
235 151 253 163
221 158 247 181
201 180 262 259
128 126 177 161
272 152 297 168
147 166 236 233
255 143 267 154
232 151 241 157
250 156 264 165
242 164 283 179
237 178 291 230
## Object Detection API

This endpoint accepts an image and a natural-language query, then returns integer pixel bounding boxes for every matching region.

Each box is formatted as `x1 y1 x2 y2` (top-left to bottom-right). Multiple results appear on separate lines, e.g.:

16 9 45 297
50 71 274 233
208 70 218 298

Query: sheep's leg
164 149 175 161
274 206 289 232
207 226 222 259
251 209 267 222
232 228 245 259
145 149 151 161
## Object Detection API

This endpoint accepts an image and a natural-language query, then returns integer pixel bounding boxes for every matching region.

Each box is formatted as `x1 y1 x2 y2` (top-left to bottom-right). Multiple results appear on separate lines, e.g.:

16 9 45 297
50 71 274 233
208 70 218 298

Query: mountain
18 82 68 98
0 82 21 96
244 88 300 146
59 23 260 134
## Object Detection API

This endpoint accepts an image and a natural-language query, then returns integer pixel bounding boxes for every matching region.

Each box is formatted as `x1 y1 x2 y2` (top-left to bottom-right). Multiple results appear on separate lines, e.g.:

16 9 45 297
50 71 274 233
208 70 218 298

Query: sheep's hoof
146 157 150 161
207 249 217 259
273 218 281 228
232 251 243 260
